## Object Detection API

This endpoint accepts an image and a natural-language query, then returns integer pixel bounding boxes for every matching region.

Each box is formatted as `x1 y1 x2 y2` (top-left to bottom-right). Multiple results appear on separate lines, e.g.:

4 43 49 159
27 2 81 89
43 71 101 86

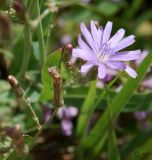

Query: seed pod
8 75 23 97
48 67 64 108
62 44 72 64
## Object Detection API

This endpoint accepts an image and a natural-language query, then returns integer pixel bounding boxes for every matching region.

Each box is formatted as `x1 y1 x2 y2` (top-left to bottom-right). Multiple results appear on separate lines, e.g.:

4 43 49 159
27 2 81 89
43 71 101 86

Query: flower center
97 44 113 63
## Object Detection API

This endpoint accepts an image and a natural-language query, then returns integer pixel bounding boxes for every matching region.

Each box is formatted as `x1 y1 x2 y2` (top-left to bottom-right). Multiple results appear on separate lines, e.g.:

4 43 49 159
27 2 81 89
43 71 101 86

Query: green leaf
64 87 152 112
106 89 120 160
82 52 152 155
76 80 96 137
39 48 62 101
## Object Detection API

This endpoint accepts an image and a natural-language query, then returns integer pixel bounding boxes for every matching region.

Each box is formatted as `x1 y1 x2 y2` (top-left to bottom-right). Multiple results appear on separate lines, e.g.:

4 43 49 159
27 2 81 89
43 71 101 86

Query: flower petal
80 23 98 51
61 119 73 136
108 28 125 48
110 50 141 61
125 66 137 78
57 107 65 119
114 35 135 52
67 107 78 118
106 61 126 70
90 20 100 49
135 50 148 65
80 63 94 74
98 64 106 79
102 21 113 44
78 35 92 52
72 48 95 61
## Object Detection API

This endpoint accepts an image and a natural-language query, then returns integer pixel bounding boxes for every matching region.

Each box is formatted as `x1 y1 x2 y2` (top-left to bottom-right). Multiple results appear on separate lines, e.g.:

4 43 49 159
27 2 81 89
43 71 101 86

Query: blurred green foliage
0 0 152 160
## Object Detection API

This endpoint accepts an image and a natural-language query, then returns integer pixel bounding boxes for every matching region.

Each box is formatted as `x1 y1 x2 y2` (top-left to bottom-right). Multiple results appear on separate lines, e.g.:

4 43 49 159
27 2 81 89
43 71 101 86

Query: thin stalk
17 22 31 79
17 0 35 79
8 75 41 130
22 93 41 130
32 8 52 27
28 107 58 149
35 0 46 65
46 13 55 55
106 85 120 160
93 73 121 109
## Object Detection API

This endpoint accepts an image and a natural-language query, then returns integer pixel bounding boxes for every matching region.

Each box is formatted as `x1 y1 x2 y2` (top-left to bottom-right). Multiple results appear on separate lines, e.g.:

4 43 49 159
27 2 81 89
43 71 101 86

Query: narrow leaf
76 80 96 137
82 52 152 154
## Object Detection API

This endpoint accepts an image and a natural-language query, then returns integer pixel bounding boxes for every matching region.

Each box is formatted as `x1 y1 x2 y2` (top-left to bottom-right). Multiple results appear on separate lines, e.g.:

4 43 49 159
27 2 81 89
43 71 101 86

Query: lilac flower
72 20 141 79
57 106 78 136
81 0 91 3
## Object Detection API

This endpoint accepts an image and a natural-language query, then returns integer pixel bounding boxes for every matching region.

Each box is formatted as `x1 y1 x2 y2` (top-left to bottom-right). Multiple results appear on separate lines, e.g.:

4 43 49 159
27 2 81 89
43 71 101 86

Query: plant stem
46 13 55 55
22 93 41 130
17 22 31 79
106 85 120 160
17 0 36 79
35 0 46 66
28 107 58 149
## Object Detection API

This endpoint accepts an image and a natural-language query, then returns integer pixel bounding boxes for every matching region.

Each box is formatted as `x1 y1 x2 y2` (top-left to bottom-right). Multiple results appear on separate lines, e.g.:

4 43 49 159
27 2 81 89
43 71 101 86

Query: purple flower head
72 20 141 79
57 106 78 136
